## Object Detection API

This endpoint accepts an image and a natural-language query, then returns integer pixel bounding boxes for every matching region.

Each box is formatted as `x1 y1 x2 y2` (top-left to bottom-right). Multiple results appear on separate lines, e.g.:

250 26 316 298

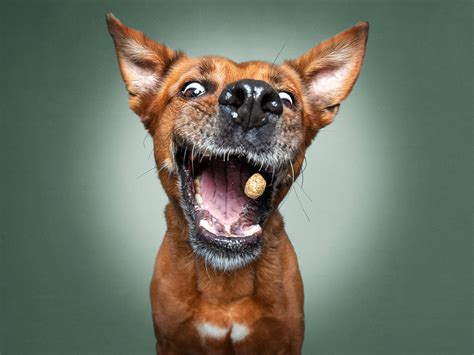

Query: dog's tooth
195 193 203 205
224 224 231 234
243 224 262 236
194 178 201 193
199 219 213 233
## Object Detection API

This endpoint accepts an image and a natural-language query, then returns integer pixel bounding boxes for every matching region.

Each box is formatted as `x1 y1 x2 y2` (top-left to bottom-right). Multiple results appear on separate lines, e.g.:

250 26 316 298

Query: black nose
218 79 283 130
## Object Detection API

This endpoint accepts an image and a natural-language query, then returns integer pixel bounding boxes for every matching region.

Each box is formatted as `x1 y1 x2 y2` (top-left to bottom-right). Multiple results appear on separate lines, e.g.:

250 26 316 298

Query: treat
244 173 266 199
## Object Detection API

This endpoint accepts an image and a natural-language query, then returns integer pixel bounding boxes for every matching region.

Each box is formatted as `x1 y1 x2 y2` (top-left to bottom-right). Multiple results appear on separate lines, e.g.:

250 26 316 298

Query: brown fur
106 13 368 354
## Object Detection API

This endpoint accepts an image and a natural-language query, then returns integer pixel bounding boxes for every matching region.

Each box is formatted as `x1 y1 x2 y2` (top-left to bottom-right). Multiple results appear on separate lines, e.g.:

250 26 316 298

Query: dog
106 13 368 354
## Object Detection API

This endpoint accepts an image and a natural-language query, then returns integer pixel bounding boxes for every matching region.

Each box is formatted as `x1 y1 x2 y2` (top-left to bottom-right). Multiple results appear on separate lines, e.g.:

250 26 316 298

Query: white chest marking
230 323 250 343
196 322 228 340
196 322 251 342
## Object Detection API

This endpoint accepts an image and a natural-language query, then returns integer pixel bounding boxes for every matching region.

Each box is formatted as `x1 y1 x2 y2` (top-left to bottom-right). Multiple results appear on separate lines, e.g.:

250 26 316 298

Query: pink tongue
201 160 251 226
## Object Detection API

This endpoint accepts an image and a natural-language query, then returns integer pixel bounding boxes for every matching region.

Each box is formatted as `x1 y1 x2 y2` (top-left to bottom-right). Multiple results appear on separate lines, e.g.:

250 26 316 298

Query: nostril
260 92 283 115
232 87 246 108
219 86 246 109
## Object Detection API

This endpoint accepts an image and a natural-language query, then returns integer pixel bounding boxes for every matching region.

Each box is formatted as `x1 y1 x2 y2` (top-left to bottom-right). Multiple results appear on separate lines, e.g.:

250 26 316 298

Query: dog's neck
163 202 287 304
195 261 256 302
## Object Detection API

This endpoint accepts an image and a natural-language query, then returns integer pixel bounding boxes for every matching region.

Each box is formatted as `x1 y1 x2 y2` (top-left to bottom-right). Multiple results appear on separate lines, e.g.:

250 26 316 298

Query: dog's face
107 14 368 271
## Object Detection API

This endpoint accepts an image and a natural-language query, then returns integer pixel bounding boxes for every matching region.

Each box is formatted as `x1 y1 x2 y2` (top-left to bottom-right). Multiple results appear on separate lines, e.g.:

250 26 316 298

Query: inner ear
308 64 357 108
121 57 160 96
106 13 184 125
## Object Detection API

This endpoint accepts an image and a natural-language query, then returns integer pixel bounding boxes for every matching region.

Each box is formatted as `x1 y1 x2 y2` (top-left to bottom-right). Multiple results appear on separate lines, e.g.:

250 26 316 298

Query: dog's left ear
106 13 183 126
285 22 368 132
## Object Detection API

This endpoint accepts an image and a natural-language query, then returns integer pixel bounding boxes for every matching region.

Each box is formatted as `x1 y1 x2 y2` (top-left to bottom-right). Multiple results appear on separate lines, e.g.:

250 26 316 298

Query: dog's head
106 14 368 271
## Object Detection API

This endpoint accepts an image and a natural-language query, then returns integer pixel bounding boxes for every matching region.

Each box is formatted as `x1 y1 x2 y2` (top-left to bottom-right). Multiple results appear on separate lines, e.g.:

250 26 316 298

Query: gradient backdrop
1 1 472 354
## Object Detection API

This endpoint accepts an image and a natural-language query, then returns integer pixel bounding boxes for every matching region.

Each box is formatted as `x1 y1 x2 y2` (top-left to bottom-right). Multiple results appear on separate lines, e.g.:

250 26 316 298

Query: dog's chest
192 296 262 341
155 295 290 353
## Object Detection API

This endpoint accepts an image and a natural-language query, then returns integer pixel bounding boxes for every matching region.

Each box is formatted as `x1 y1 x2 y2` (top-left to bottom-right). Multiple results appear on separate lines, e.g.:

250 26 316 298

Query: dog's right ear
106 13 183 125
285 22 368 142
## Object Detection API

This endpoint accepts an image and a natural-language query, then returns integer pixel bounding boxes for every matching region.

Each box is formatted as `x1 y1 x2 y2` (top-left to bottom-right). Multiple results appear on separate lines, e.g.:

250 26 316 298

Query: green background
1 1 472 354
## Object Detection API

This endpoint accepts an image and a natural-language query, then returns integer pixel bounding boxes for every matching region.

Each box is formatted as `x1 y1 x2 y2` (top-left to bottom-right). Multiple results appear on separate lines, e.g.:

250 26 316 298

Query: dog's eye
278 92 294 109
181 82 206 98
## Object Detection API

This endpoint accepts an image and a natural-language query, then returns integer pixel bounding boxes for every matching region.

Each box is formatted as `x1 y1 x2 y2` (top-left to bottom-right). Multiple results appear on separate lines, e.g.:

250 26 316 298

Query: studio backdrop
1 0 472 354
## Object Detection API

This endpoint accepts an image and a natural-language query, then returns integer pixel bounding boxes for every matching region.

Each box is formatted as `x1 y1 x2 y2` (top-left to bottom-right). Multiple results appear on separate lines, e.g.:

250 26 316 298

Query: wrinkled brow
269 67 285 86
197 58 216 76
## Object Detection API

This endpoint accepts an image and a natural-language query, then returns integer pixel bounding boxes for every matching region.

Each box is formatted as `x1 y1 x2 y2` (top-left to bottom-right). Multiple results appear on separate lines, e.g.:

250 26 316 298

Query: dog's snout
218 79 283 130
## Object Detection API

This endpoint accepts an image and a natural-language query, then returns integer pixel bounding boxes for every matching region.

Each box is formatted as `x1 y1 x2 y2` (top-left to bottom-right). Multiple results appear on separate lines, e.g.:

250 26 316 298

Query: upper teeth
195 193 203 205
194 178 201 194
193 176 203 206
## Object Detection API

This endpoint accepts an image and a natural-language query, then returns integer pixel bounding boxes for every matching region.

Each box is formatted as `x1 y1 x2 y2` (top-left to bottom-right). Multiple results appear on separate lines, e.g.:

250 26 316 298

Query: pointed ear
105 13 184 124
285 22 368 128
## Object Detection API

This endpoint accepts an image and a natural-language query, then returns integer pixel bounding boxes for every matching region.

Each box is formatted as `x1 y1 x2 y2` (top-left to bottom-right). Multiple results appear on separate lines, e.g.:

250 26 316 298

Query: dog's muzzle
218 79 283 131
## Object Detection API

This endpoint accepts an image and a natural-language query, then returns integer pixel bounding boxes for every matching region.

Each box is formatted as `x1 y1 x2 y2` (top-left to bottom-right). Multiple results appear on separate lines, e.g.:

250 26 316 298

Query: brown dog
106 13 368 354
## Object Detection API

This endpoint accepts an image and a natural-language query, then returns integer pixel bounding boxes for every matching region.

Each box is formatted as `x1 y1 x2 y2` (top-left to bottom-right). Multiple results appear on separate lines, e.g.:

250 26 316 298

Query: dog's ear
285 22 368 131
106 13 183 125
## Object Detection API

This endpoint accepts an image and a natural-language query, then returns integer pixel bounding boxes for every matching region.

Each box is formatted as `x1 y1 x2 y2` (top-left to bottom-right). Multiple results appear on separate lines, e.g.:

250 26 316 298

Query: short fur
106 13 368 354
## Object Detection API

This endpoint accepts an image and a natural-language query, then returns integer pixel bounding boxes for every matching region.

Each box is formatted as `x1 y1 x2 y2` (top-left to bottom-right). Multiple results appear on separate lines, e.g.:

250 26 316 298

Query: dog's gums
106 13 368 353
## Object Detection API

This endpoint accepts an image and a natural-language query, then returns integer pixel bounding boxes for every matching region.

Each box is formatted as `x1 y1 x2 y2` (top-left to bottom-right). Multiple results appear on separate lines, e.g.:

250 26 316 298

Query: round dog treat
244 173 266 199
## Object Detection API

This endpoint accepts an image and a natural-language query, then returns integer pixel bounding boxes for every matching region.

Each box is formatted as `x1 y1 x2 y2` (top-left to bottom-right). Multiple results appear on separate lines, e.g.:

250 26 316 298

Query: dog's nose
218 79 283 130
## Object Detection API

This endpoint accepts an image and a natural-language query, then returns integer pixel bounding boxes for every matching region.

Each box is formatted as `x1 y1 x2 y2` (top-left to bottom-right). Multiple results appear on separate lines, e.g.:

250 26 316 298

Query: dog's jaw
174 143 285 272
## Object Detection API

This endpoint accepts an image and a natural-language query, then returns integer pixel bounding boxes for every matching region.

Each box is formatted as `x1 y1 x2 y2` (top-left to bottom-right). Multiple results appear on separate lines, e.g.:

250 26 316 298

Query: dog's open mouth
176 147 274 241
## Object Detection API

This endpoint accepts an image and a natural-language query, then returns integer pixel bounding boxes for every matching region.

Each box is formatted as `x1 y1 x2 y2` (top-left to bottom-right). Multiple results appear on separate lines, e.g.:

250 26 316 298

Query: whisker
272 38 289 66
183 146 188 164
299 156 308 187
157 164 168 174
136 166 156 179
292 185 311 222
204 259 211 280
296 180 312 202
191 144 196 176
289 160 295 185
277 189 290 210
200 147 209 163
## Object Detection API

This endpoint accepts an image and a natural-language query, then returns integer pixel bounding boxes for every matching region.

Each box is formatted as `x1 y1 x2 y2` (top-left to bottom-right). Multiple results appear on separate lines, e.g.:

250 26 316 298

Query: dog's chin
175 144 278 272
188 229 263 272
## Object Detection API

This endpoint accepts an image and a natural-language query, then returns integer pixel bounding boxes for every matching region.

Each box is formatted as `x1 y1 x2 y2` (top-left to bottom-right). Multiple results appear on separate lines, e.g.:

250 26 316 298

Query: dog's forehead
172 56 298 87
203 56 273 81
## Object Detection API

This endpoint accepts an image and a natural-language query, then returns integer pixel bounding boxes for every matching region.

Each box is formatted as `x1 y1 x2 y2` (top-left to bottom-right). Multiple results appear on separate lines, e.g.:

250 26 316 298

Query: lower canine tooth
195 193 203 205
243 224 262 236
199 219 213 233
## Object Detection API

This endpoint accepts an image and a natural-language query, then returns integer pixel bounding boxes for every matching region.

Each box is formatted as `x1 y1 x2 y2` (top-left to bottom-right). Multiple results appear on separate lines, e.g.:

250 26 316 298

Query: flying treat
244 173 266 199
